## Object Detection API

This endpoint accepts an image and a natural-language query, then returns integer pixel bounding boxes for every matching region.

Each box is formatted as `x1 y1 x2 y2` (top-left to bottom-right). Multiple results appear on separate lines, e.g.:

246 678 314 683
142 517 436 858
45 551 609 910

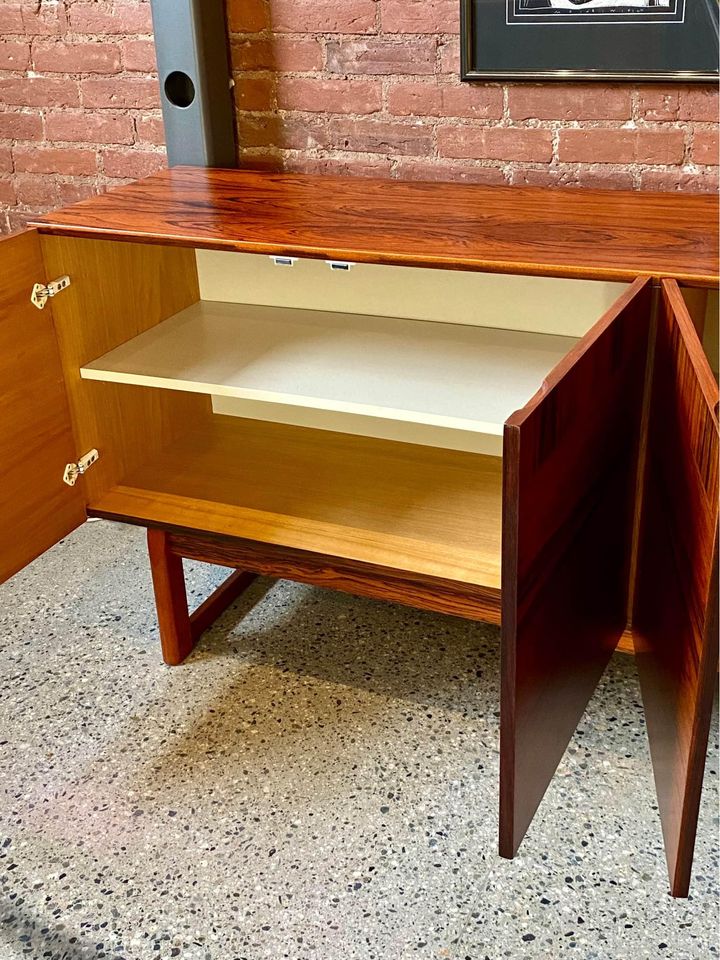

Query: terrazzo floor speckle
0 521 717 960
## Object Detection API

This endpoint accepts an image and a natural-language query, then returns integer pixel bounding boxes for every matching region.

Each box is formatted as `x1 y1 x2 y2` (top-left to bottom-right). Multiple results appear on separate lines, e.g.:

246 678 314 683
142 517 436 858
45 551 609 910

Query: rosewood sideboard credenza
1 168 717 898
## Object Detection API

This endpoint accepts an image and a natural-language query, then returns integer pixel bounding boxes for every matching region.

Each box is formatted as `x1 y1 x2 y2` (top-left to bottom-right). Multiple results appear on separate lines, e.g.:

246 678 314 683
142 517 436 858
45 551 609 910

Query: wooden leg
189 569 257 642
147 528 258 666
147 528 193 665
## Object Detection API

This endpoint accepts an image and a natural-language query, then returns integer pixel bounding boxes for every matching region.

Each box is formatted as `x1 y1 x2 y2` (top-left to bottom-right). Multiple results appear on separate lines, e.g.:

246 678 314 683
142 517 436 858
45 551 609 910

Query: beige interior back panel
196 250 628 338
211 397 506 456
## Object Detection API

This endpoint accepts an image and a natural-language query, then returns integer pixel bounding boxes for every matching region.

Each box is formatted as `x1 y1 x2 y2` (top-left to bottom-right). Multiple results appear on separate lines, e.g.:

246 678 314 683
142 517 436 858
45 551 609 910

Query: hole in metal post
164 71 196 108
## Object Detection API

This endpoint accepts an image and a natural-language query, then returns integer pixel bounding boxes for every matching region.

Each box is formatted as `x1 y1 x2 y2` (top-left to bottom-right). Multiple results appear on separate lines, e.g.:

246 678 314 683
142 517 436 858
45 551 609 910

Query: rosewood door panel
0 230 85 583
501 278 653 859
632 279 719 898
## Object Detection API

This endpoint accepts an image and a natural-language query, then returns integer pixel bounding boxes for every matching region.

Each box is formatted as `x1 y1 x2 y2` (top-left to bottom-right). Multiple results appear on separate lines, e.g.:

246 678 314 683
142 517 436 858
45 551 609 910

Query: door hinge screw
31 275 71 310
63 449 99 487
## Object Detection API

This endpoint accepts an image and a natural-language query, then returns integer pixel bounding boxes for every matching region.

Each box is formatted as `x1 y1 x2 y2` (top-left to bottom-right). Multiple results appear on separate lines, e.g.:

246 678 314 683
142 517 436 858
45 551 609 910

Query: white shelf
81 301 577 454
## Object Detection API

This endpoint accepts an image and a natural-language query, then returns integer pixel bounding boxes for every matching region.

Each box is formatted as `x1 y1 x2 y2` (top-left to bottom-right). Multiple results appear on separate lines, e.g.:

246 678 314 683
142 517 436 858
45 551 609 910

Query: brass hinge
63 449 99 487
31 275 71 310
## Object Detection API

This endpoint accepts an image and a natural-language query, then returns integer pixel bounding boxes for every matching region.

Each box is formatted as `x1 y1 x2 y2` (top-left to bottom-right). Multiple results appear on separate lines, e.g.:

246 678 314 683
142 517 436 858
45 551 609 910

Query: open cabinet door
0 230 86 583
500 277 653 859
632 279 719 898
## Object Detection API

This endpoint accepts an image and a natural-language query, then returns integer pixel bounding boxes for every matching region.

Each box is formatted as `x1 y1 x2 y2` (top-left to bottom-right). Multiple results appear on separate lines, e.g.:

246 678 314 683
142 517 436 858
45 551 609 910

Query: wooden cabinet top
33 166 719 285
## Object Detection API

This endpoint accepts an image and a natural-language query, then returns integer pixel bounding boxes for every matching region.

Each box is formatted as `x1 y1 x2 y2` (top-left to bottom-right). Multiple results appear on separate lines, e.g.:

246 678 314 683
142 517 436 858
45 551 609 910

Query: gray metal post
149 0 237 168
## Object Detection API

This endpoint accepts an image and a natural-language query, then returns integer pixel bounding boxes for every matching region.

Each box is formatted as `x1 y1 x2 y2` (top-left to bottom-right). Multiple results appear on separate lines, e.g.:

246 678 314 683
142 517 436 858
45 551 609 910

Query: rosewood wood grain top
32 167 719 285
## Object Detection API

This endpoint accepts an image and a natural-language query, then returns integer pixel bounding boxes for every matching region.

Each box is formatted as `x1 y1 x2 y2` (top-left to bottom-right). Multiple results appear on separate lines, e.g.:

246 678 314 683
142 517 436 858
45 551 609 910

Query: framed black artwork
461 1 720 82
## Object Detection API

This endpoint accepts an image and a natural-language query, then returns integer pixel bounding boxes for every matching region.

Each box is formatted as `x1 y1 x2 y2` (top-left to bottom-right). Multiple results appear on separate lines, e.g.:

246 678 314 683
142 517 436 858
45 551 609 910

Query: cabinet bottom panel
87 414 504 591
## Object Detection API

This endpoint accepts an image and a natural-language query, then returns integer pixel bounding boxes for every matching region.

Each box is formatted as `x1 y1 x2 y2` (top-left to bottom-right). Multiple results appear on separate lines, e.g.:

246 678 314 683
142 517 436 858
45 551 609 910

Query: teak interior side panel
40 236 210 501
0 230 86 582
632 280 719 898
33 167 719 285
500 278 653 859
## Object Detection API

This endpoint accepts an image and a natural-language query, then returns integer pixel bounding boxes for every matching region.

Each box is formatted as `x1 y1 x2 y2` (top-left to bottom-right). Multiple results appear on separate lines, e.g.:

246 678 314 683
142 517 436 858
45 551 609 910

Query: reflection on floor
0 521 717 960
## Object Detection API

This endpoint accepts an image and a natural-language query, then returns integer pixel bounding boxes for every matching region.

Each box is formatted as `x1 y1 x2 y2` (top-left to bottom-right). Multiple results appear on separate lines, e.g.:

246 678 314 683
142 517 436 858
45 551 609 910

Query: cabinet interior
39 233 652 588
93 416 505 589
697 289 719 376
80 300 578 456
78 247 629 456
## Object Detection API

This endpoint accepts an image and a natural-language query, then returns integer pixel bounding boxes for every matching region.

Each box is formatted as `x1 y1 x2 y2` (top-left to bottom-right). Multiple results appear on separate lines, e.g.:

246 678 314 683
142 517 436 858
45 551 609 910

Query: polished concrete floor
0 521 717 960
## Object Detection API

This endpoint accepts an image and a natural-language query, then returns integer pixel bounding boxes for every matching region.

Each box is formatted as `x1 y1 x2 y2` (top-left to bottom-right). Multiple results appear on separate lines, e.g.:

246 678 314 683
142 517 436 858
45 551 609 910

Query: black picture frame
461 0 720 82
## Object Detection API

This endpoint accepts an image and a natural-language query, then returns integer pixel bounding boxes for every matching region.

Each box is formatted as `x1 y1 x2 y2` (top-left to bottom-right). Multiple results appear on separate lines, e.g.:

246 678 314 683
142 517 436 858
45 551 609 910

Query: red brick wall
228 0 719 191
0 0 165 233
1 0 718 233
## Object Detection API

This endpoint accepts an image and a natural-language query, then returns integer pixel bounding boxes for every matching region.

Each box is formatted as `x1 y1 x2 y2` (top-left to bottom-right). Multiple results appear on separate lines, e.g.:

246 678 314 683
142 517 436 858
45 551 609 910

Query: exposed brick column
0 0 166 234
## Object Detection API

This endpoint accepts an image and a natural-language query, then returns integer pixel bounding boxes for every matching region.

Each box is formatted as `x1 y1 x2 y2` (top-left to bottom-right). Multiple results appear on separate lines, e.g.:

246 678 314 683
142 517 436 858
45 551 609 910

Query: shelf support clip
325 260 354 272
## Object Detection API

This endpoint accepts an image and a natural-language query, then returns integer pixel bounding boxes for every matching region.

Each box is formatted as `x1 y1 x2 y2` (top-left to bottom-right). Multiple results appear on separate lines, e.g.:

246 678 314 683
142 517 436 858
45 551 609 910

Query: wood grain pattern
40 236 209 501
500 277 653 859
631 279 719 898
0 230 86 583
87 416 505 589
155 529 502 625
33 167 719 285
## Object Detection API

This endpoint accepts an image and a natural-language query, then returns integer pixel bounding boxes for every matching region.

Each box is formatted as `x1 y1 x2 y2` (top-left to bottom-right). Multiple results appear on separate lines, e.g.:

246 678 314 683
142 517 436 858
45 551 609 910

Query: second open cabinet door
632 280 719 898
500 278 653 859
0 230 86 583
